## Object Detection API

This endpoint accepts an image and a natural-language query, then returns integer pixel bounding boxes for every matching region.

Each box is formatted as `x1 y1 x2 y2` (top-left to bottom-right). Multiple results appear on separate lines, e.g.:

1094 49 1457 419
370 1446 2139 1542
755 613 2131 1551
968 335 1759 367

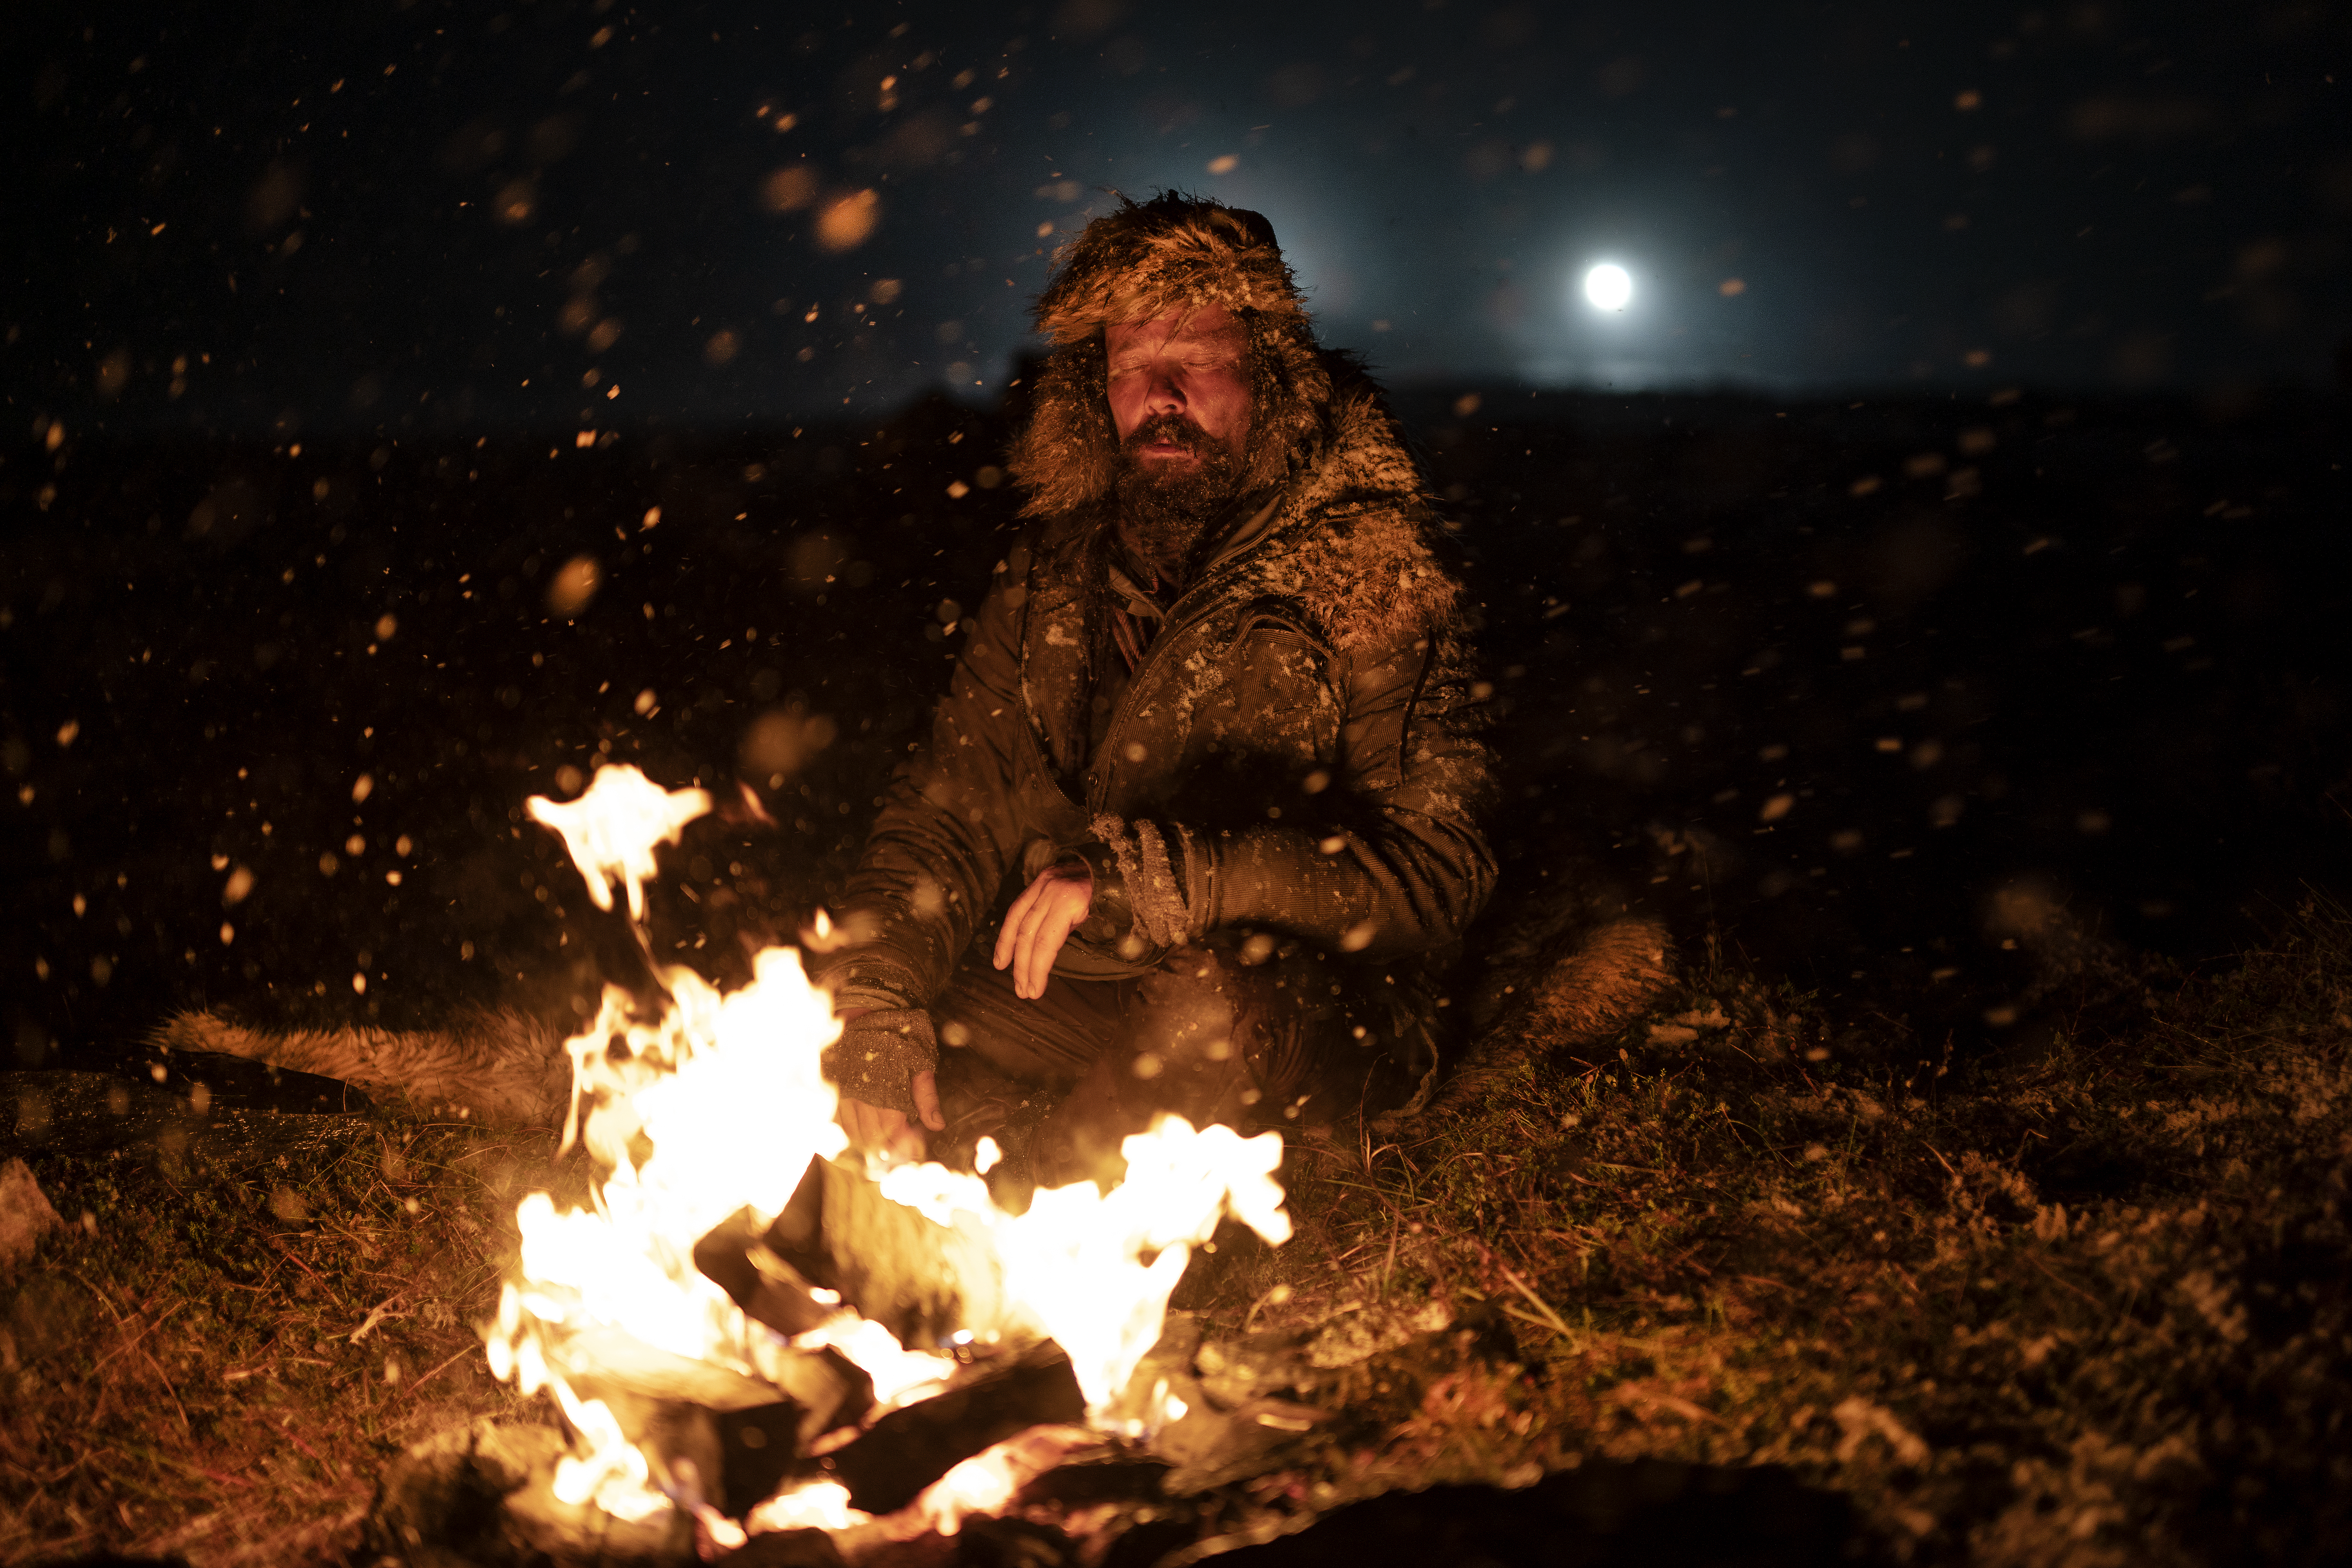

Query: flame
746 1479 867 1534
525 763 711 920
876 1118 1290 1416
487 762 1290 1536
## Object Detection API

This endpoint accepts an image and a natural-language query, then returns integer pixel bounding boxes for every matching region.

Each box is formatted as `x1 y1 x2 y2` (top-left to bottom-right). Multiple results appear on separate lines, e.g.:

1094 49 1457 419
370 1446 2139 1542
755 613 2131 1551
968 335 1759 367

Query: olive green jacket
822 370 1496 1057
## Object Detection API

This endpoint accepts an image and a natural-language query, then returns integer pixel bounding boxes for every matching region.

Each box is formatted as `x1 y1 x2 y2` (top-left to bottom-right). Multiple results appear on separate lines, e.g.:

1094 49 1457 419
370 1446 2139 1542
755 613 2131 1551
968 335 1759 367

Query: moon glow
1583 263 1633 312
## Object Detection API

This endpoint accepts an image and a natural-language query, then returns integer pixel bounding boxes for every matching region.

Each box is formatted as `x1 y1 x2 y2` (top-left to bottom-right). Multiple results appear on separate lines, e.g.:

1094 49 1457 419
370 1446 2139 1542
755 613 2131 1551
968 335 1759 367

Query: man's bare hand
837 1071 943 1162
993 864 1094 1000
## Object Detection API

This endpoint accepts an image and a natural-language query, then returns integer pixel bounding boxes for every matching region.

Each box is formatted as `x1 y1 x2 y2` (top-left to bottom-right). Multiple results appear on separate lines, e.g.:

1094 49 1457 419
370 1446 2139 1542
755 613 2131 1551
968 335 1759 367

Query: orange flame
525 764 711 921
487 763 1290 1534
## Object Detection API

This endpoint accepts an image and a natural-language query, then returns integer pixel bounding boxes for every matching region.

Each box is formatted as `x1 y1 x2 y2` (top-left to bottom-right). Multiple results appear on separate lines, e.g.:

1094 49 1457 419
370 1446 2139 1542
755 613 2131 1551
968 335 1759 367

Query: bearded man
817 194 1495 1185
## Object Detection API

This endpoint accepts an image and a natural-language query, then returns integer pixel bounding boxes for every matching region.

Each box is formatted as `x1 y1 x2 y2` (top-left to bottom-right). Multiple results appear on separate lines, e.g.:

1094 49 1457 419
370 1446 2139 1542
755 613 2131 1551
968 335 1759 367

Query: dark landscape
7 383 2348 1058
11 0 2352 1558
6 384 2352 1566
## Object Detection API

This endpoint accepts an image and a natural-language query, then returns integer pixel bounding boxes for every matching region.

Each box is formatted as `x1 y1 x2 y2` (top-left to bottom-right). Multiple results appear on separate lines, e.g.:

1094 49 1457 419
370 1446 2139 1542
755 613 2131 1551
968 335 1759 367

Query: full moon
1583 263 1633 312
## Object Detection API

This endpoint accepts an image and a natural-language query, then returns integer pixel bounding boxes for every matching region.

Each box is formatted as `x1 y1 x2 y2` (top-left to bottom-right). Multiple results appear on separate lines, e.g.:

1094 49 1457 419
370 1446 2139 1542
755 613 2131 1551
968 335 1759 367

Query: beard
1112 412 1245 584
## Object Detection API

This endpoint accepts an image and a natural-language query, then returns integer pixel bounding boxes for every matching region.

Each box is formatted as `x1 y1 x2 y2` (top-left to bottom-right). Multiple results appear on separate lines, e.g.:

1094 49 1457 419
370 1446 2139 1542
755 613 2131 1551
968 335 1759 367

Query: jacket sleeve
1098 626 1497 962
817 543 1035 1011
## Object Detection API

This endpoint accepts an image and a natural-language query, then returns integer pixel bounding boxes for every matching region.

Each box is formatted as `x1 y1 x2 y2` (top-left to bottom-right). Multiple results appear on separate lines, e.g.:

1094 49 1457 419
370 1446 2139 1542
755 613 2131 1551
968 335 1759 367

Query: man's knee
930 953 1129 1089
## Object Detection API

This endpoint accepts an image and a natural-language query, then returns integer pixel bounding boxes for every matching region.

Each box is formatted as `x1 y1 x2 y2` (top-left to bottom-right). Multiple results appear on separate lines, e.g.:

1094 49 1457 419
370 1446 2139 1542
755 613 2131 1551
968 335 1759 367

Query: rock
1305 1298 1455 1370
0 1158 62 1272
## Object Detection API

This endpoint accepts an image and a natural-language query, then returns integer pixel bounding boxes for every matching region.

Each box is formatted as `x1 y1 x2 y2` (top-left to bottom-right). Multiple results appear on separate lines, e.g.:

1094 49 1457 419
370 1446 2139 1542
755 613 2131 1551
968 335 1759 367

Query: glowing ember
486 763 1291 1538
746 1479 866 1535
914 1424 1097 1537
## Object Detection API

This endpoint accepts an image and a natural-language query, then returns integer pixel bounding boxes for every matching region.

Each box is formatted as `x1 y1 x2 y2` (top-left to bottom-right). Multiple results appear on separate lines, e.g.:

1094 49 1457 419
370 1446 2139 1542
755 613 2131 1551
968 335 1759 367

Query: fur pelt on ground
149 1006 573 1126
1432 876 1677 1116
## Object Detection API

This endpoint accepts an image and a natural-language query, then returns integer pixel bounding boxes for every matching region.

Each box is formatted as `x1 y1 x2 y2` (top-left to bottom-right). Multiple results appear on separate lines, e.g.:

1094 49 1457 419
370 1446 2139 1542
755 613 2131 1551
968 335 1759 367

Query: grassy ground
0 1115 560 1566
5 902 2349 1566
1194 896 2352 1566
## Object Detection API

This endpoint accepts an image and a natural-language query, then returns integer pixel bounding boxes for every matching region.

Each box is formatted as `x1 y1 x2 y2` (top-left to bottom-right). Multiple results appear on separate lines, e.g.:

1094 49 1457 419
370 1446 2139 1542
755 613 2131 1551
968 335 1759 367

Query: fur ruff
149 1007 572 1127
1031 197 1305 345
1212 367 1465 656
1008 194 1460 657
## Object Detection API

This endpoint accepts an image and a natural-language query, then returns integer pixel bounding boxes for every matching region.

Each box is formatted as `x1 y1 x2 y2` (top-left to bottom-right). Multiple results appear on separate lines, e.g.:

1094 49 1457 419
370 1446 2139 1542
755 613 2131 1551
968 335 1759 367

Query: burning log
368 1417 695 1567
811 1339 1088 1515
693 1202 839 1340
549 1328 871 1516
695 1156 1020 1354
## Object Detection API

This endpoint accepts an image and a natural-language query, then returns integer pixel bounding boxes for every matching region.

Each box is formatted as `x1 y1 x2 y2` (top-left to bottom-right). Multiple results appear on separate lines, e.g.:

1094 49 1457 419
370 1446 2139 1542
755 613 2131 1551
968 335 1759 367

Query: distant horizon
35 367 2343 448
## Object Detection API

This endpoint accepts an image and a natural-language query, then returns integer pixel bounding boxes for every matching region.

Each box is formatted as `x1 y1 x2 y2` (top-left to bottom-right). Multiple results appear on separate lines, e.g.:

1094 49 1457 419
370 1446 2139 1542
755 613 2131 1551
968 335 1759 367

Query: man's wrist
1058 841 1130 943
821 1007 936 1116
1087 815 1205 949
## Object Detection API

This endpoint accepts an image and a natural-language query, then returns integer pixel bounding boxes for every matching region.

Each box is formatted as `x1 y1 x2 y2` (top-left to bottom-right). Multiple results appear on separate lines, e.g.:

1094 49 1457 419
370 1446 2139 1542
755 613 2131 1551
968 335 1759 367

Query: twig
397 1343 481 1402
267 1235 345 1307
0 1453 85 1486
65 1270 191 1436
349 1290 410 1344
1495 1263 1578 1346
2025 1251 2108 1314
90 1299 186 1376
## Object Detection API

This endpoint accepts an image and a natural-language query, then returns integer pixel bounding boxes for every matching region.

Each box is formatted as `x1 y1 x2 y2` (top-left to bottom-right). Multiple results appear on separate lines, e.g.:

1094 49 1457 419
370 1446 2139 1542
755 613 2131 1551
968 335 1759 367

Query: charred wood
750 1155 1021 1353
367 1417 694 1567
815 1341 1088 1515
551 1328 869 1513
697 1203 846 1339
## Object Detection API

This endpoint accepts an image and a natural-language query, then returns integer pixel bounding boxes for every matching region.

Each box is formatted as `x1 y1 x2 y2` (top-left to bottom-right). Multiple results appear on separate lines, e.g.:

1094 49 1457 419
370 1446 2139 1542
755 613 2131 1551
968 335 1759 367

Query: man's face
1104 305 1251 474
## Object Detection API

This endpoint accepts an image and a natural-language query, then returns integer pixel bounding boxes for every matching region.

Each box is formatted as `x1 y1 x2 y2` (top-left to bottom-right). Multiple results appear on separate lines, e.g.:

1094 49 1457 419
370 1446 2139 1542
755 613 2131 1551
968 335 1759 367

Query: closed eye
1110 352 1238 377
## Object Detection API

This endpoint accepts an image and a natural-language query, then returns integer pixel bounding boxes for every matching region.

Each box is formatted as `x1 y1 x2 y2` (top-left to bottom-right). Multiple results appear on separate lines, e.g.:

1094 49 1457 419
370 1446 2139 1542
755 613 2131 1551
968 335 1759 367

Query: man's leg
927 941 1416 1187
926 948 1133 1173
1029 945 1278 1187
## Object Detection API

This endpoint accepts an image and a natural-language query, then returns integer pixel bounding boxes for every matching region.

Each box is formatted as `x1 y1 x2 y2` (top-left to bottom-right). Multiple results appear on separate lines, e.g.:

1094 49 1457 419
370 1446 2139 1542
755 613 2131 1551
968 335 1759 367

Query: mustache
1122 414 1211 456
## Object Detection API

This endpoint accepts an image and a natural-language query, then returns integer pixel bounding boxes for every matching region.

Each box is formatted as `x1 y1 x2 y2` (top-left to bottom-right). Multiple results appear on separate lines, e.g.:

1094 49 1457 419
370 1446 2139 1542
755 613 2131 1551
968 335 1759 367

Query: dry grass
7 901 2350 1566
1180 895 2352 1565
0 1115 565 1566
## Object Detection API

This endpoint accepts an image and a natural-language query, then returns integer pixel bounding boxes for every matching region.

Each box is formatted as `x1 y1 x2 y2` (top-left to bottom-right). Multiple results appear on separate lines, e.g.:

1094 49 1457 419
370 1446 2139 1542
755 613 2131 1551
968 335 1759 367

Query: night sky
11 0 2350 436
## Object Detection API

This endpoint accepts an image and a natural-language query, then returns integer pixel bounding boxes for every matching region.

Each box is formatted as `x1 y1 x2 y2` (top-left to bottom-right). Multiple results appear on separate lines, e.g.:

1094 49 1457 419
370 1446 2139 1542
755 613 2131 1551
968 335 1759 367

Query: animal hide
149 1007 573 1126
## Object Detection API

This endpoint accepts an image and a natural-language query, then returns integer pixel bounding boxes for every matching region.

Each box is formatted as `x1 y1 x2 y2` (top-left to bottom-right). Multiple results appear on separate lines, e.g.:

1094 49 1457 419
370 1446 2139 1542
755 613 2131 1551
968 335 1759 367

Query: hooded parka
819 196 1495 1123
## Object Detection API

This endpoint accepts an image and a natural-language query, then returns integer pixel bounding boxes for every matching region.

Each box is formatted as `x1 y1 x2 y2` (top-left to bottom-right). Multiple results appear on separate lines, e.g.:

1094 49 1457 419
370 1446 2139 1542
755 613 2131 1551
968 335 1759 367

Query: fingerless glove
820 1007 936 1116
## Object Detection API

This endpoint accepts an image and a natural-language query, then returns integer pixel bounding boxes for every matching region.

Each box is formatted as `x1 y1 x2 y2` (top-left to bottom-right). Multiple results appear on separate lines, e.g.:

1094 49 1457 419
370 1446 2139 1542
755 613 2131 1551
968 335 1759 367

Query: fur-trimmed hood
1189 357 1465 655
1005 192 1463 656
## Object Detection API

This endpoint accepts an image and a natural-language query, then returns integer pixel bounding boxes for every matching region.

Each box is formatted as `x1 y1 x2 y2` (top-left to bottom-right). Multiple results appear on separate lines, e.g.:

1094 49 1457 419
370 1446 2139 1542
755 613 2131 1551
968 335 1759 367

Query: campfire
443 764 1292 1557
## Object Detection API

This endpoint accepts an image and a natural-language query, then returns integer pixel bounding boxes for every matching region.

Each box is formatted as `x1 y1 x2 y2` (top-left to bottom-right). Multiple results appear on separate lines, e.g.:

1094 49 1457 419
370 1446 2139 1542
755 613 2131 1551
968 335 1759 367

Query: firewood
813 1340 1087 1515
695 1204 839 1339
